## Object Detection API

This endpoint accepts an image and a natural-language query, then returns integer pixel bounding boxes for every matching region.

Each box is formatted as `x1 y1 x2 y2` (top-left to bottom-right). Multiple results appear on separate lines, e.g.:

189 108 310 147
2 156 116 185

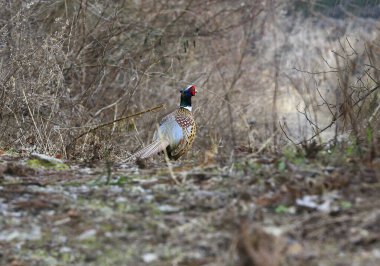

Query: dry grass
1 3 380 266
0 0 379 161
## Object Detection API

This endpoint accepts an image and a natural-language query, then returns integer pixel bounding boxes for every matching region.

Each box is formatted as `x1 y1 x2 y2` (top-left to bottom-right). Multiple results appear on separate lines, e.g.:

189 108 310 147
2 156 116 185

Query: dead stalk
22 89 45 151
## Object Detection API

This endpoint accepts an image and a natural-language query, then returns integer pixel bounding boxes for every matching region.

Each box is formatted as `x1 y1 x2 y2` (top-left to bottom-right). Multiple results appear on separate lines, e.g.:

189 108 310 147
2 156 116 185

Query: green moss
109 175 129 186
340 200 352 210
275 205 289 214
277 159 286 172
26 159 69 170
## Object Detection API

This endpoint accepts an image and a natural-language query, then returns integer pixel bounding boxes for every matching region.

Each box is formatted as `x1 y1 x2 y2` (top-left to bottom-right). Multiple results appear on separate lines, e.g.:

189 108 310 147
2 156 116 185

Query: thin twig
22 89 45 151
74 104 165 141
292 67 339 75
294 84 380 144
278 122 296 145
316 87 335 117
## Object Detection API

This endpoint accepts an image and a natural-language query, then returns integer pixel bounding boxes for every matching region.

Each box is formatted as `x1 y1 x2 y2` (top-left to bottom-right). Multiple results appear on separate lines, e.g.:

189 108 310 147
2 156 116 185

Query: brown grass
0 0 379 160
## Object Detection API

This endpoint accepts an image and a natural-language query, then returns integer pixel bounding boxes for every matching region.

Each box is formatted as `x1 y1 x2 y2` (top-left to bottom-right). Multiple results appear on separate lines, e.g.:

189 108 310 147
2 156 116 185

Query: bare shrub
0 0 268 160
0 0 378 160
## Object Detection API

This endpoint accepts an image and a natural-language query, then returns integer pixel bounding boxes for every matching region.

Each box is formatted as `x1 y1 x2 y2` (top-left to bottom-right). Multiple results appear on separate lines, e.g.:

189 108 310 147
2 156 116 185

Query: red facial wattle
189 85 196 96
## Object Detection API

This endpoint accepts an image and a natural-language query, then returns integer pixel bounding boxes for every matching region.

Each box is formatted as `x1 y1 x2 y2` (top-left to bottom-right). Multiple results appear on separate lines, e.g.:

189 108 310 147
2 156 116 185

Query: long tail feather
126 139 169 161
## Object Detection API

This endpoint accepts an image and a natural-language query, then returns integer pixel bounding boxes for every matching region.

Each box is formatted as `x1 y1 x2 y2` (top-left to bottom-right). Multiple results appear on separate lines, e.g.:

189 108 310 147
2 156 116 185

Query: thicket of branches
0 0 379 160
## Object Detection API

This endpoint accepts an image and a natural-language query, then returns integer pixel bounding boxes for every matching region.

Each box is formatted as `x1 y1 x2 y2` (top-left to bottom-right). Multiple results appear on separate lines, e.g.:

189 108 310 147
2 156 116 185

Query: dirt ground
0 151 379 266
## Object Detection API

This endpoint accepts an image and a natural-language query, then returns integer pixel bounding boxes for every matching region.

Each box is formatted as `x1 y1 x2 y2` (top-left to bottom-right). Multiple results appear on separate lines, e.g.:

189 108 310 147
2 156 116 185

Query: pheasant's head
181 85 197 97
180 85 196 110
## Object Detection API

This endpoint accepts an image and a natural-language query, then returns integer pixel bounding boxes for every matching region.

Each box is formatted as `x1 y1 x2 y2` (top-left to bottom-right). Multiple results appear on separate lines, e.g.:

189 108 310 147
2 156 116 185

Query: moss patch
26 159 70 170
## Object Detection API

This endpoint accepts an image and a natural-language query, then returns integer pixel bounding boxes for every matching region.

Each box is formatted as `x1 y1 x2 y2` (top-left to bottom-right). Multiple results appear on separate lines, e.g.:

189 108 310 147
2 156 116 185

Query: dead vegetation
0 0 379 158
0 149 379 265
0 0 380 266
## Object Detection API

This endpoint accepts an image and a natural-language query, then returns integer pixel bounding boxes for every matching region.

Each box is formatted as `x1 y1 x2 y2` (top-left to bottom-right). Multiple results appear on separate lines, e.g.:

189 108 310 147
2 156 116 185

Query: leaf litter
0 152 379 266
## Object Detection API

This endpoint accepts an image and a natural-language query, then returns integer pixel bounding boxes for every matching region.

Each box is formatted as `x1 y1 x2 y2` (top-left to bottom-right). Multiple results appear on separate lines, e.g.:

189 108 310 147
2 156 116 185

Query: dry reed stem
21 89 45 152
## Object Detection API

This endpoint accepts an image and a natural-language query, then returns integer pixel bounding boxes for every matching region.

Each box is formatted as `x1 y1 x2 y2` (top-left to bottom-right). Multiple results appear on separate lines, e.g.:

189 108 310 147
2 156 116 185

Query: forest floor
0 149 379 266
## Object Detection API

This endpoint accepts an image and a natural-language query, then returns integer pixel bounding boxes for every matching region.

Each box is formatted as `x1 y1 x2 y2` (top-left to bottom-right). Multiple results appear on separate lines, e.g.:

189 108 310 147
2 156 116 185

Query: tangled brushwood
0 0 379 161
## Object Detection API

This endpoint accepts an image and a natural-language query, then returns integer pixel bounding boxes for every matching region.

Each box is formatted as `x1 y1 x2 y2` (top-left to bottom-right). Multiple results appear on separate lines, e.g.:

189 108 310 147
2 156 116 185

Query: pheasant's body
127 85 197 161
156 107 196 159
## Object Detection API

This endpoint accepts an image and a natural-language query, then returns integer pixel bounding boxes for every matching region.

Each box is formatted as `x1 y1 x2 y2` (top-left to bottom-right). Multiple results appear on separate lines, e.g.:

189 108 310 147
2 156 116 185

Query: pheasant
127 85 197 161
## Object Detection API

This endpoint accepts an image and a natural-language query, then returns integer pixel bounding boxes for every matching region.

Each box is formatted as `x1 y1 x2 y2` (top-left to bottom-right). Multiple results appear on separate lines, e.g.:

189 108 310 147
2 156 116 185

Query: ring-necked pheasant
127 85 197 161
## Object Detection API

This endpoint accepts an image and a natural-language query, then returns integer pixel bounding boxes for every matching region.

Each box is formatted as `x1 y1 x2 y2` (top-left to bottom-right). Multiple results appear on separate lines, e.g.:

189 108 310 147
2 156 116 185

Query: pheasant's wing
153 112 183 148
158 110 176 126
